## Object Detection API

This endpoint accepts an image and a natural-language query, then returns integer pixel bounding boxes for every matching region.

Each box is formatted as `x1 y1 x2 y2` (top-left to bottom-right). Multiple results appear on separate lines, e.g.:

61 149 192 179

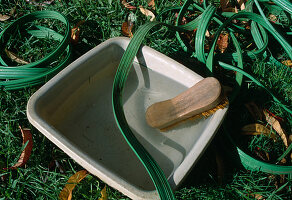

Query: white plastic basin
27 37 228 200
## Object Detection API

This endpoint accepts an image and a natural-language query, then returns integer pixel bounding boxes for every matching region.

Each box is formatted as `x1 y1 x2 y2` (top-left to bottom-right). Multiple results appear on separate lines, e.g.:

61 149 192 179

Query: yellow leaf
98 186 108 200
139 6 155 21
282 60 292 67
241 123 277 141
59 170 88 200
263 110 288 148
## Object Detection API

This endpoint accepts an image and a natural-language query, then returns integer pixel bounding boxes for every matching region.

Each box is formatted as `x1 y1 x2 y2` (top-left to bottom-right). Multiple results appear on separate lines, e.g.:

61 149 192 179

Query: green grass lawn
1 0 291 199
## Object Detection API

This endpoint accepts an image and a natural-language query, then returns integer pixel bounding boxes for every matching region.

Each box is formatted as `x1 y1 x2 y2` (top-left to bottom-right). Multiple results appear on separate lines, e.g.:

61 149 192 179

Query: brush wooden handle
145 77 222 129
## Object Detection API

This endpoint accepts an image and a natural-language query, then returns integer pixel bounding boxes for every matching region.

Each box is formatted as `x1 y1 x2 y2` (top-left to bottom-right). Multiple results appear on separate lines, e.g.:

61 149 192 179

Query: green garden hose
0 10 71 90
112 0 292 199
2 3 290 200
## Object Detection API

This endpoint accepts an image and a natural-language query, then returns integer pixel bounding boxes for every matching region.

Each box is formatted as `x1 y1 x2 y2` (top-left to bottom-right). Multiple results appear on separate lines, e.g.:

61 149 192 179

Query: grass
1 0 291 199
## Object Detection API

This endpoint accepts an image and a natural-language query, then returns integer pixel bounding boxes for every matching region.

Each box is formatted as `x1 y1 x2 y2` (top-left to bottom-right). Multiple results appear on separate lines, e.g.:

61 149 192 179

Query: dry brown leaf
71 27 80 44
9 126 33 169
98 186 108 200
0 14 10 22
5 49 30 65
221 0 233 12
288 135 292 145
288 134 292 161
121 0 136 10
216 33 229 53
205 30 210 37
241 123 277 141
59 170 88 200
282 60 292 67
263 110 288 148
238 0 246 10
147 0 155 10
244 102 264 121
139 6 155 21
221 0 245 12
279 157 287 164
71 20 85 45
222 7 237 12
121 21 133 37
252 193 265 200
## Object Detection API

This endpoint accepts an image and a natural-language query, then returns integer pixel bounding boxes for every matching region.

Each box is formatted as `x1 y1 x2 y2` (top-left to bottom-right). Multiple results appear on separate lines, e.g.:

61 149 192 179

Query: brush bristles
160 97 229 132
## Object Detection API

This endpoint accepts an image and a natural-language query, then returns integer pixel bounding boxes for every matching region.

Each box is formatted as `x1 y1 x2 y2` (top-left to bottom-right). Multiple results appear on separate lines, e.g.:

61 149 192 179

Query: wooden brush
145 77 228 130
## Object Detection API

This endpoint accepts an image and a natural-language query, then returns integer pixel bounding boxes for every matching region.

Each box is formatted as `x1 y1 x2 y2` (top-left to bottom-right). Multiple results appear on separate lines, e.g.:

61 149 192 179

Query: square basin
27 37 228 200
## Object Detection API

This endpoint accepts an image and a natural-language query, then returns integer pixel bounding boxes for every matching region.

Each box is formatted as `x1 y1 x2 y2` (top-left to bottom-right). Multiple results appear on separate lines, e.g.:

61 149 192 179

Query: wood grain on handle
145 77 222 129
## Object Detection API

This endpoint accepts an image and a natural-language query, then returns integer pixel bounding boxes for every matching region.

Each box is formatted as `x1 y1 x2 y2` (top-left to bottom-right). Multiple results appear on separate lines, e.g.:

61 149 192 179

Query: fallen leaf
288 135 292 161
147 0 155 10
0 14 10 22
10 7 16 17
121 0 136 10
238 0 246 10
269 14 277 23
221 0 245 12
288 135 292 145
274 174 287 190
264 109 284 123
59 170 88 200
139 6 155 21
250 193 265 200
10 126 33 169
241 123 277 141
221 0 234 12
98 186 108 200
216 33 229 53
279 158 286 164
5 49 30 65
71 20 85 45
244 102 264 121
247 190 266 199
121 21 133 37
264 110 288 148
205 30 210 37
282 60 292 67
